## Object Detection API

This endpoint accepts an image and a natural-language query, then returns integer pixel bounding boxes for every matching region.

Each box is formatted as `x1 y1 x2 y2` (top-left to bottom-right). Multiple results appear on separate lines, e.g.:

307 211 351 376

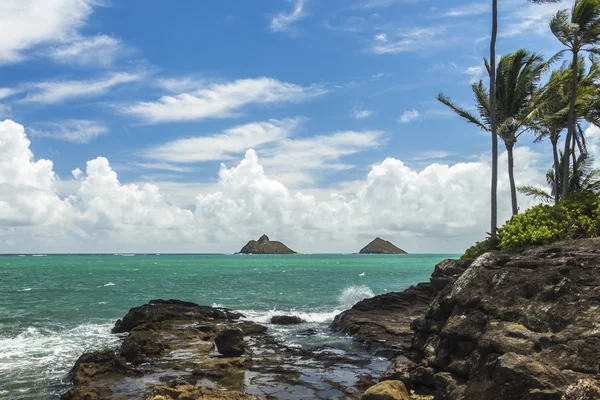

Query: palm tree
550 0 600 200
519 152 600 202
531 57 600 202
488 0 559 239
439 49 546 216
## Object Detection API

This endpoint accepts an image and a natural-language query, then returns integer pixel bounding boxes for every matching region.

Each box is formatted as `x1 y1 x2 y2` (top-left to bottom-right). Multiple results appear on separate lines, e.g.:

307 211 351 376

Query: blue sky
1 0 594 253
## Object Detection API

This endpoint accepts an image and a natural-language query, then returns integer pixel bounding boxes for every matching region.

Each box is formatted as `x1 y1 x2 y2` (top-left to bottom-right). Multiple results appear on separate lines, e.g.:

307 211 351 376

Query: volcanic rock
361 380 411 400
270 315 304 325
215 328 245 357
404 238 600 399
238 234 297 254
359 237 407 254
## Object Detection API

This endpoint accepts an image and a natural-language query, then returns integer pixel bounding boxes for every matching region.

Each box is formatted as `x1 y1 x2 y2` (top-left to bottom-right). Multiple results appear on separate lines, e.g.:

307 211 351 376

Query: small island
238 234 297 254
359 237 407 254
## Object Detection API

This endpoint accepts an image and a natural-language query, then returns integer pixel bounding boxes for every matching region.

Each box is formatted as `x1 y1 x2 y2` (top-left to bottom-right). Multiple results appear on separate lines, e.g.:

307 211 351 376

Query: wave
0 323 118 395
337 285 375 309
240 285 375 325
102 282 115 287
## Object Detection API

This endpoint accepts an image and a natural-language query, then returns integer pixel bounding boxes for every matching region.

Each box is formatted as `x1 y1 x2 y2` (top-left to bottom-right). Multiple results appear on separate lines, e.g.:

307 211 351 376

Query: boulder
270 315 304 325
359 237 407 254
238 234 296 254
215 328 245 357
361 380 410 400
148 385 260 399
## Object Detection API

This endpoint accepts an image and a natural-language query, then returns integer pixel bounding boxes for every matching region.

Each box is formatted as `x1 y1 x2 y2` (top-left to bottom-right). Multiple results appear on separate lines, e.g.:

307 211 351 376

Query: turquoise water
0 253 455 399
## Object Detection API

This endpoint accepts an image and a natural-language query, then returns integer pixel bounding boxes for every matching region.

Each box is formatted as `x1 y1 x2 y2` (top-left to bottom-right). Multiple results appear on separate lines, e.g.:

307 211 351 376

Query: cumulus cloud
29 120 108 143
0 118 556 253
270 0 306 32
122 77 326 123
0 0 95 64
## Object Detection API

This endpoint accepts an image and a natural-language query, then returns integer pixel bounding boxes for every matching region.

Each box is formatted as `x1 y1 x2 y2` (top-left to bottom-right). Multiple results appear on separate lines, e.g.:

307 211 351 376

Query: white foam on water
20 288 32 291
337 285 375 309
102 282 115 287
0 322 118 395
241 308 343 324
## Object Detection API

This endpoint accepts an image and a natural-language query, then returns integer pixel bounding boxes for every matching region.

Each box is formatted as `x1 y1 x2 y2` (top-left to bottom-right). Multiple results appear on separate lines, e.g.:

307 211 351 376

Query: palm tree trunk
506 142 518 215
490 0 499 240
552 139 560 205
571 131 577 173
561 50 578 200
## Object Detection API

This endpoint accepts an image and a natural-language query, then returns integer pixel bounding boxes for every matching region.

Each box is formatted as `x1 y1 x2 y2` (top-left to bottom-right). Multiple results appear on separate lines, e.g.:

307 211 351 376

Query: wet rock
362 380 410 400
148 385 260 399
270 315 304 325
380 355 417 388
331 259 469 356
112 299 243 333
215 328 245 357
297 328 318 336
406 238 600 399
65 350 136 386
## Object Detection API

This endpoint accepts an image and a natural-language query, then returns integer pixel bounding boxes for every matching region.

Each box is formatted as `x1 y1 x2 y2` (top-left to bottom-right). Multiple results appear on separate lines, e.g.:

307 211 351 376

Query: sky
1 0 599 254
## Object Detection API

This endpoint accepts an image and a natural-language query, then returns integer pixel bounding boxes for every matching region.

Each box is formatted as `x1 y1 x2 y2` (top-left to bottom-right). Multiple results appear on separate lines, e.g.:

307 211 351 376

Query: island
359 237 407 254
238 234 297 254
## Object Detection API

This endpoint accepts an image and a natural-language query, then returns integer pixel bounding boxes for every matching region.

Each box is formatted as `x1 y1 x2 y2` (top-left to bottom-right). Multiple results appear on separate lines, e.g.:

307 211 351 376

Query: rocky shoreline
62 238 600 399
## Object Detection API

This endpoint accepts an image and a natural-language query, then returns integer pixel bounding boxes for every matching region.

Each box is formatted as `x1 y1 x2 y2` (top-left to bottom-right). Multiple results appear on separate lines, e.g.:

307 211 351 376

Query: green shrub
460 239 497 262
498 191 600 251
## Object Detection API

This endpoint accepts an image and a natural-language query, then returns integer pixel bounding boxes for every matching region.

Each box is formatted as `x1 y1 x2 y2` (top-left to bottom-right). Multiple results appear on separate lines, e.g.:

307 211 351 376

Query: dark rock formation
360 237 407 254
238 234 297 254
62 298 389 399
271 315 304 325
215 328 245 357
387 238 600 400
331 259 470 357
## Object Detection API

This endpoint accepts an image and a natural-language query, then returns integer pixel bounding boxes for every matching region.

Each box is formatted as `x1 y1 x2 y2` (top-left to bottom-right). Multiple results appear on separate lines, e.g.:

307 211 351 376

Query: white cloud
371 27 447 54
142 119 299 163
123 77 326 123
399 109 421 123
352 107 375 119
22 72 140 104
0 88 21 100
442 3 489 17
502 1 565 37
464 66 484 83
0 118 565 253
374 33 388 42
28 120 108 144
586 125 600 169
0 0 95 64
0 120 73 227
270 0 306 32
48 34 123 66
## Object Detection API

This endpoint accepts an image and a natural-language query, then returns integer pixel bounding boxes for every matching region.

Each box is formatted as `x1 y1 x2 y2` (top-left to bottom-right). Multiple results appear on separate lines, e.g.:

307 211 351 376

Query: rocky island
238 234 297 254
359 237 407 254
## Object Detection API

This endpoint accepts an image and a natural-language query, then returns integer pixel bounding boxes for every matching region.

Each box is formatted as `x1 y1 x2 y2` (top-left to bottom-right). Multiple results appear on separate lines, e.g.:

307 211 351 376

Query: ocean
0 253 455 399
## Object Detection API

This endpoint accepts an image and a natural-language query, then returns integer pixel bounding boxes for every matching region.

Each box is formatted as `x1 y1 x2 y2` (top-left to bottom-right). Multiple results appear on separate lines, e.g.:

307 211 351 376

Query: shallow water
0 253 455 399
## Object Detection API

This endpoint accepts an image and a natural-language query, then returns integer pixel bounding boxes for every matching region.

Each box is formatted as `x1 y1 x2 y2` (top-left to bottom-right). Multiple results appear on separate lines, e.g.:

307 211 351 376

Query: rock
238 234 297 254
148 385 260 399
297 328 318 336
361 380 410 400
112 299 243 333
215 328 245 357
270 315 304 325
405 238 600 399
331 259 470 357
359 237 407 254
380 355 417 388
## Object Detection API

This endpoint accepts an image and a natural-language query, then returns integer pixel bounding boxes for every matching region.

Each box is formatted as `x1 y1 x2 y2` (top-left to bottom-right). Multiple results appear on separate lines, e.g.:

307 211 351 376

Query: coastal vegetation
443 0 600 260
